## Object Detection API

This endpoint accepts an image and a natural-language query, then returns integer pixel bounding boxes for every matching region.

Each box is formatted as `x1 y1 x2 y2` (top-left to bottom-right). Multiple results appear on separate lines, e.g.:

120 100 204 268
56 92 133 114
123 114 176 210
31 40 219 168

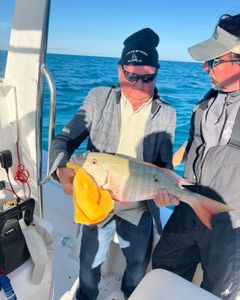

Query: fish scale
124 162 160 201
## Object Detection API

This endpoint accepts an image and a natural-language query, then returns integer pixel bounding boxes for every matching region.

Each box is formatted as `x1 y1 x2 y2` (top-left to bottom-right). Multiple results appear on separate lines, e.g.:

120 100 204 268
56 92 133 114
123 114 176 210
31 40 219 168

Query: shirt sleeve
49 89 95 177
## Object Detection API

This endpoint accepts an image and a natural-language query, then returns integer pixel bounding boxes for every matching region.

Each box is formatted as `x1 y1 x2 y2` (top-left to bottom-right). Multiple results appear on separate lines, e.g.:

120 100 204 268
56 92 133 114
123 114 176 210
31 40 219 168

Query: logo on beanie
126 49 148 64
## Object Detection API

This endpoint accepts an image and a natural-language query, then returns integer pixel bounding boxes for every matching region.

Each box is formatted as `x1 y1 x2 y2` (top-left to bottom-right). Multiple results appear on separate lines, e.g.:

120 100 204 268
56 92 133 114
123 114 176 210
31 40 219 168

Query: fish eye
153 175 159 182
92 159 97 164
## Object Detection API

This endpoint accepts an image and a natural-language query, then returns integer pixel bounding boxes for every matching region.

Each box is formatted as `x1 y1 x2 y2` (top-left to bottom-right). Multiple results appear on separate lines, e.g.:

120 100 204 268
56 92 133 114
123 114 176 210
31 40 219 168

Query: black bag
0 198 35 274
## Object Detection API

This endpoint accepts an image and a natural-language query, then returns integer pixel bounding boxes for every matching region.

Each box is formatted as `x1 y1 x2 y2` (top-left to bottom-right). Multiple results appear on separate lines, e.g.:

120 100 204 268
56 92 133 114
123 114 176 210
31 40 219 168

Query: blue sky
1 0 240 62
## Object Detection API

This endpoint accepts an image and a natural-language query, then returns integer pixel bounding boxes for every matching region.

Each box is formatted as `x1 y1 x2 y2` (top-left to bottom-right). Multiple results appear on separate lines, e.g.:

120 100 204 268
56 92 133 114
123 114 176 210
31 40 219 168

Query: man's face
202 53 240 92
118 65 157 104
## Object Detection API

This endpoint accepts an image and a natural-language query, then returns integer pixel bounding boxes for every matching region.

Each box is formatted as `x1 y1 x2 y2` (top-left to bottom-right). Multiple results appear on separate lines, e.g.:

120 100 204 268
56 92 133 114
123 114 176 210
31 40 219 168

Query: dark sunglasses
121 65 158 83
207 58 240 69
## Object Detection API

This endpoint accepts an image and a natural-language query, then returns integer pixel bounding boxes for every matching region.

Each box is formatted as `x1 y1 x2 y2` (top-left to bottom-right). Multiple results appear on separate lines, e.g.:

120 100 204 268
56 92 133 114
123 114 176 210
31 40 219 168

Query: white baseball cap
188 26 240 61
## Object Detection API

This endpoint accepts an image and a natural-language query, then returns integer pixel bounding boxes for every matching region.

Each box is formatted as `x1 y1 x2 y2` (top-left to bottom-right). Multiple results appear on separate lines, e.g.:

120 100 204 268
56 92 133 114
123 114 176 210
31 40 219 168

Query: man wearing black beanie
50 27 176 300
118 28 160 68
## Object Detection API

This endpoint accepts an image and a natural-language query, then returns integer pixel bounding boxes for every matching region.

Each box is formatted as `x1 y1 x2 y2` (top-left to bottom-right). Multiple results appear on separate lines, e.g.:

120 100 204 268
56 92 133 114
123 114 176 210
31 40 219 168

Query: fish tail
186 195 233 229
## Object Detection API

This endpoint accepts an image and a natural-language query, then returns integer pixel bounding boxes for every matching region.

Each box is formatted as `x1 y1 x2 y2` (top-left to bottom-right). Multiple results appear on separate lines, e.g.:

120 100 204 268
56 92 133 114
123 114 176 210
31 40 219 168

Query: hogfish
68 152 233 229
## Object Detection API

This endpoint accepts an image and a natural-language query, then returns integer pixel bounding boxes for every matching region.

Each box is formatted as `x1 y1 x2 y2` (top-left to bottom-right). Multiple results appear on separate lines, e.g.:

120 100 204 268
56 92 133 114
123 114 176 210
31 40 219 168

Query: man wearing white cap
153 13 240 300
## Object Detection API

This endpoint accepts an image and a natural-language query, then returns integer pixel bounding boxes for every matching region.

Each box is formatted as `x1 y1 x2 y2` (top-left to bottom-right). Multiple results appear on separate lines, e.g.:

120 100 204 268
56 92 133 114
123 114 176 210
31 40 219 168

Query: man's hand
154 189 180 207
56 167 75 195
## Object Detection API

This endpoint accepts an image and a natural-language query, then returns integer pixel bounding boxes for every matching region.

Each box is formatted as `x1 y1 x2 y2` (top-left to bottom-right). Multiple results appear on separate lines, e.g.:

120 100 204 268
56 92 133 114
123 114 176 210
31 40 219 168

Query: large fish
69 152 232 229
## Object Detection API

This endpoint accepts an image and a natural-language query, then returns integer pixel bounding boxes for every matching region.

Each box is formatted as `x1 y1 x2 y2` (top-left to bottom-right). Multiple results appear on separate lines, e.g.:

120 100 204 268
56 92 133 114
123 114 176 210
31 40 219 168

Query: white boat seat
128 269 221 300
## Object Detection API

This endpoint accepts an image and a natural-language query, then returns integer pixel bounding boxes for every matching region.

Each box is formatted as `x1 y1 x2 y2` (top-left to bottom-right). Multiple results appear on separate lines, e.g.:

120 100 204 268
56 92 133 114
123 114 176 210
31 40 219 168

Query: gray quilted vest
184 90 240 225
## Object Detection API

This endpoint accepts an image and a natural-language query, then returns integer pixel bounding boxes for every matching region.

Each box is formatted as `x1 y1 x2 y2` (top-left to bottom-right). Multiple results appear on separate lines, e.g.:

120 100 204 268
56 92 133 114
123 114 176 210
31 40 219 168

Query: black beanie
118 28 160 68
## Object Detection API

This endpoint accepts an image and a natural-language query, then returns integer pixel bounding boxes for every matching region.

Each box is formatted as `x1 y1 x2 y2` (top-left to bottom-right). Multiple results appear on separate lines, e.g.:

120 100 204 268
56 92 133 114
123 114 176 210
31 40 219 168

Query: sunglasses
121 65 157 83
207 58 240 69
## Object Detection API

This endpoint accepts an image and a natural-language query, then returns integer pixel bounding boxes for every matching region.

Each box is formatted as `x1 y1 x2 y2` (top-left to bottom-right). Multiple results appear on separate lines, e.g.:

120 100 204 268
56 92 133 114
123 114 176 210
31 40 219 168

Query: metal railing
39 64 56 185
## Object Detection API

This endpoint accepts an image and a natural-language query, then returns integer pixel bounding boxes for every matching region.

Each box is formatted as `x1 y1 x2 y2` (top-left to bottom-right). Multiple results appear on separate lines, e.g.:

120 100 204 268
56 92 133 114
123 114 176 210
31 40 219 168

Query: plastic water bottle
55 233 73 249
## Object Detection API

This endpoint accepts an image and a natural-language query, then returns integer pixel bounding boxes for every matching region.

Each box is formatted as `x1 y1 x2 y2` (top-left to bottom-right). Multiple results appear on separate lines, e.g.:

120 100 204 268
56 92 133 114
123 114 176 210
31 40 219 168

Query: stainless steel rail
39 64 56 185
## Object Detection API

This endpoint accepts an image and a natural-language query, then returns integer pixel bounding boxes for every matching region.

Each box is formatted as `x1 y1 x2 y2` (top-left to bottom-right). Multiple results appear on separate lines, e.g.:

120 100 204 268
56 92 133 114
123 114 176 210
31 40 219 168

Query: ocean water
0 52 211 174
43 53 211 174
